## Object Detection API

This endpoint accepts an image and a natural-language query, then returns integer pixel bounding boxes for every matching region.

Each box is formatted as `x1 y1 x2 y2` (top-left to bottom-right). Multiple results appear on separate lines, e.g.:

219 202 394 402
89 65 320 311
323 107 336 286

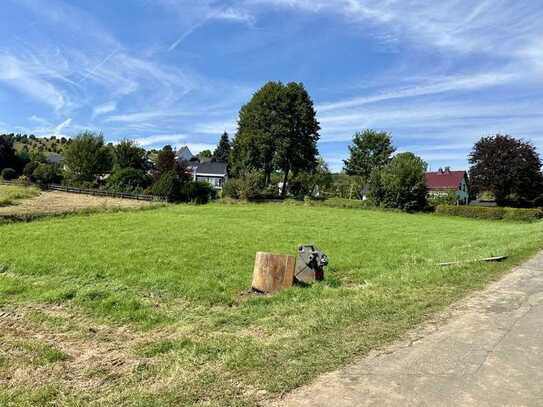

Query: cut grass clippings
0 203 541 406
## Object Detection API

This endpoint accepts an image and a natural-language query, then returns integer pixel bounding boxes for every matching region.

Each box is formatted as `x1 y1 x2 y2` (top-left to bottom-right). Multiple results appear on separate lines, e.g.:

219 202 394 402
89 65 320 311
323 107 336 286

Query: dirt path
271 252 543 407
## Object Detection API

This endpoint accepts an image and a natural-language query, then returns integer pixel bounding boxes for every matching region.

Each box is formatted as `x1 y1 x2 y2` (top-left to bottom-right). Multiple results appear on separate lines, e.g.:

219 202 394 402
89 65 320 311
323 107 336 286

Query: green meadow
0 203 541 406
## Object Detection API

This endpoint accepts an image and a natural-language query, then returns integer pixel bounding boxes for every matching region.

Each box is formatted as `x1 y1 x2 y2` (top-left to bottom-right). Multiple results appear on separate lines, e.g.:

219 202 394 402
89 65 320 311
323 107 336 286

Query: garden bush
1 168 16 180
222 178 242 199
435 205 543 222
23 161 40 179
107 167 151 193
223 170 263 201
149 171 181 202
32 163 63 185
179 181 215 204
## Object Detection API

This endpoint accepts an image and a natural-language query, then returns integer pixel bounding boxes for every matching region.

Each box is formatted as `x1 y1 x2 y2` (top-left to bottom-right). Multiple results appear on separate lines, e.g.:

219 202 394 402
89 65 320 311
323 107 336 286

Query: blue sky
0 0 542 172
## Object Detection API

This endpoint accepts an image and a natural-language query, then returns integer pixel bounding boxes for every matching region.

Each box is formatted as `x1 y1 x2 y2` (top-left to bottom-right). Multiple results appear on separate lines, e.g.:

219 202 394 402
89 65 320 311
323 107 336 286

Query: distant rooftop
425 169 467 190
46 152 64 164
176 146 193 161
195 161 227 176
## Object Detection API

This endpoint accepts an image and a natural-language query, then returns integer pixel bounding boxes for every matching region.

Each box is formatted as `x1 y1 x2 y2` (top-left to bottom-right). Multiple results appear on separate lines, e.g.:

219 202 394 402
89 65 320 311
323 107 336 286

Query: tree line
2 80 542 209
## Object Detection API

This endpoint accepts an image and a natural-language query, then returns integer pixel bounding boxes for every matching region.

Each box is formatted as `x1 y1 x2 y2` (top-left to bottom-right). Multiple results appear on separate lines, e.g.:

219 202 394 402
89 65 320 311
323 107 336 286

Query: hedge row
435 205 543 222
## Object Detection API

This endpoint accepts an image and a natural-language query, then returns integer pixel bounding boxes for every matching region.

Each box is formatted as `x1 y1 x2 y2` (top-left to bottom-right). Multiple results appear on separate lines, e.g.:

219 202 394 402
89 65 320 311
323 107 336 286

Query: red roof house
425 168 469 204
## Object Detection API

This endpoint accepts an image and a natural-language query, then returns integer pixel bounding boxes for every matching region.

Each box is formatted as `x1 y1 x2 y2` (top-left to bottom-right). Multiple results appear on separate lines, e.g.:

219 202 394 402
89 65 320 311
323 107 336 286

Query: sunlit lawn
0 203 541 406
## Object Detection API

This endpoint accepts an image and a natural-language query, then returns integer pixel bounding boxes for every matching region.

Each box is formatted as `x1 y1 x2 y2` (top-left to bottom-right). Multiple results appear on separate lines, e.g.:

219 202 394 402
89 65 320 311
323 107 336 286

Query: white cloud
92 101 117 118
193 121 236 135
318 99 543 143
135 134 187 147
317 72 517 112
158 1 255 51
0 53 67 111
53 118 72 136
185 143 217 154
248 0 543 70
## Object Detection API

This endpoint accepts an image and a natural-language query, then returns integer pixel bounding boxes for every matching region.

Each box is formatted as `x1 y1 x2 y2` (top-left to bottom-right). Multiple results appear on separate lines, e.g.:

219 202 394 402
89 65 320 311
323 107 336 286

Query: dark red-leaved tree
469 134 543 207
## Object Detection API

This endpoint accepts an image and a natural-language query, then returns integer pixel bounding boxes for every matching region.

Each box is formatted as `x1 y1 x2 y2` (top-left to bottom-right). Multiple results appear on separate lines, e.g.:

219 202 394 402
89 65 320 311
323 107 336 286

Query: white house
193 161 228 190
425 168 470 204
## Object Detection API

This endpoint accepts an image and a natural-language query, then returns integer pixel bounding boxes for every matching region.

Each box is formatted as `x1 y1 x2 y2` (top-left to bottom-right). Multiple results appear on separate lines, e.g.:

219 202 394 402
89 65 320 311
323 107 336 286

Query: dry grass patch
0 185 40 207
0 190 155 218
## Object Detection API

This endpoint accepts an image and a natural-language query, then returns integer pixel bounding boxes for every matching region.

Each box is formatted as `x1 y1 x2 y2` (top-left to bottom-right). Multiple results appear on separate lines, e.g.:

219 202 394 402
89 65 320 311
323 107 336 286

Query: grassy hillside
0 204 541 406
12 136 68 155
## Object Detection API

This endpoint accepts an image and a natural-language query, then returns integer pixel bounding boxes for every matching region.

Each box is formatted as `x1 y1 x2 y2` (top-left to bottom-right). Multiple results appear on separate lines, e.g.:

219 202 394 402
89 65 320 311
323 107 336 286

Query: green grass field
0 185 40 207
0 204 541 406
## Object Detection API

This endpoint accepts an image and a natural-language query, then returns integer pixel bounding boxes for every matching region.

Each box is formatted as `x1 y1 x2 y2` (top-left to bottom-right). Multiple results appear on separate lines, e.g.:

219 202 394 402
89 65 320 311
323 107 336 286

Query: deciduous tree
469 134 543 206
369 152 427 211
343 129 395 179
63 131 113 184
114 139 146 170
230 81 320 196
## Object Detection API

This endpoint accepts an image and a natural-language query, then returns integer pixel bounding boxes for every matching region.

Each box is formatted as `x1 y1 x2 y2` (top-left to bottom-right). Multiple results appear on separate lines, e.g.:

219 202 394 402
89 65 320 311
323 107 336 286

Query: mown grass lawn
0 203 541 406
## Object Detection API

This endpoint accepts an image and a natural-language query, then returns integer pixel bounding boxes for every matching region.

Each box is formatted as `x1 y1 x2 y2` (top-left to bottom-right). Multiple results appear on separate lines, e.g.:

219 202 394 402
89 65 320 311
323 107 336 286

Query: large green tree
213 132 231 163
63 131 113 184
343 129 395 179
231 81 320 195
469 134 543 206
114 139 146 170
369 152 427 211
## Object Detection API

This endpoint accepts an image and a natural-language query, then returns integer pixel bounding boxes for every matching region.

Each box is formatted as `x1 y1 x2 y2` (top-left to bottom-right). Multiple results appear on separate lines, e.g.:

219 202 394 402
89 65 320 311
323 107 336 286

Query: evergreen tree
213 132 231 163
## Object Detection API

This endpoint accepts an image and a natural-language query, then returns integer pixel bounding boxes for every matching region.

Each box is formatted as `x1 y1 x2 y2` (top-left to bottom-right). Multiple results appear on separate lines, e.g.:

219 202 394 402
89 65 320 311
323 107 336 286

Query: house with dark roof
193 161 228 190
425 168 469 204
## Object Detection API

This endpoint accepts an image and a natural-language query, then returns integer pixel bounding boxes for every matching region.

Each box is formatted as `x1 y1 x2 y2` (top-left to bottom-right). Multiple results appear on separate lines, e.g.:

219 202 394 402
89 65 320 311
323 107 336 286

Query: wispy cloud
135 134 187 147
53 118 72 136
158 1 256 51
0 53 67 111
92 101 117 119
317 72 516 112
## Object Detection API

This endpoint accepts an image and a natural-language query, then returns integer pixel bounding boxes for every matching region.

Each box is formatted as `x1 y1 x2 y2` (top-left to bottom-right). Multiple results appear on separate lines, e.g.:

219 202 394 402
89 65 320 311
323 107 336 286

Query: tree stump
252 252 295 294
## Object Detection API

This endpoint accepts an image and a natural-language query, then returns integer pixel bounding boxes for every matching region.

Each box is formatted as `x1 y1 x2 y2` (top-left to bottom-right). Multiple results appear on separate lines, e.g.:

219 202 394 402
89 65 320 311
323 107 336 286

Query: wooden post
252 252 295 294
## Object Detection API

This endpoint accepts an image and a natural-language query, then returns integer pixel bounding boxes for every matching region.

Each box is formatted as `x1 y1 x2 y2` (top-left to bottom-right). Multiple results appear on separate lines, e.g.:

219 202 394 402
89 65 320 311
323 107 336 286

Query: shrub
179 181 215 204
222 178 242 199
107 168 152 193
149 171 181 202
23 161 40 179
1 168 16 180
435 205 543 222
32 163 63 185
223 170 263 201
428 191 459 207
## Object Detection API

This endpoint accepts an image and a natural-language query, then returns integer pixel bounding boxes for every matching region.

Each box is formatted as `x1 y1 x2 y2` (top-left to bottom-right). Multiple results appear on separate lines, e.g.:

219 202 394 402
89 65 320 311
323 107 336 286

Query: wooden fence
0 180 162 202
